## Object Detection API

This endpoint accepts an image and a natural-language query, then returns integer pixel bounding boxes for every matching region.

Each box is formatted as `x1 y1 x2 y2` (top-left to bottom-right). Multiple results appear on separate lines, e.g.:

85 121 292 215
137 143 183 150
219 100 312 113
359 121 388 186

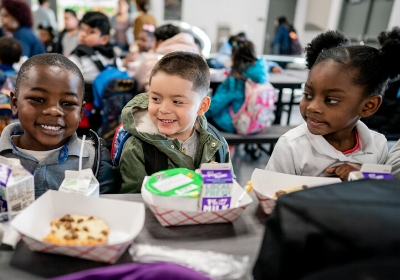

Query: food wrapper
251 169 341 214
59 169 100 197
10 190 145 263
142 179 252 226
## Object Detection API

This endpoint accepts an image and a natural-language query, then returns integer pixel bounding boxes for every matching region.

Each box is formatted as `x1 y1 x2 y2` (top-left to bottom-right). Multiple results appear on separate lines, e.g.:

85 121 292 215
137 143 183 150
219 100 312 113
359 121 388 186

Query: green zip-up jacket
119 93 233 193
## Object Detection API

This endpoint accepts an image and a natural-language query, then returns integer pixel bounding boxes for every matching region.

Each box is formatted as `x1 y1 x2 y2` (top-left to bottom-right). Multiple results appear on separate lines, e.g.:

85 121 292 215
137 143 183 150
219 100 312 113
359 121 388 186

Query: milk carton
200 163 233 212
58 169 100 197
0 156 34 220
348 164 393 181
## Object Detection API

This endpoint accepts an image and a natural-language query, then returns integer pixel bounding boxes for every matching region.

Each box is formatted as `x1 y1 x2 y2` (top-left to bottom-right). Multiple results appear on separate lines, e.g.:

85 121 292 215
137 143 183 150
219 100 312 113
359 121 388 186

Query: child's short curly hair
149 51 210 97
0 37 22 65
0 0 33 28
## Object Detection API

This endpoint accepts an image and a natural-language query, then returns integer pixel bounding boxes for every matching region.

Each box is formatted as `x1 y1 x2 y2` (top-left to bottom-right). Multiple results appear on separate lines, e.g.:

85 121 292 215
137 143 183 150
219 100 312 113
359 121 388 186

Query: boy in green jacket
119 51 233 193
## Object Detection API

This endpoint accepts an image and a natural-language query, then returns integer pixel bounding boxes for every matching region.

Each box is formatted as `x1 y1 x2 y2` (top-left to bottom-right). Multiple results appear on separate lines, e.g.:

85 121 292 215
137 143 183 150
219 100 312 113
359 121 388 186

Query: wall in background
151 0 269 54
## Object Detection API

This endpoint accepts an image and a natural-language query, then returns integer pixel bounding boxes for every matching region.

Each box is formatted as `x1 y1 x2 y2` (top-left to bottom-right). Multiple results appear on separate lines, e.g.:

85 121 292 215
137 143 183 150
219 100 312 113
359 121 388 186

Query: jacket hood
243 58 268 84
121 92 207 141
156 33 200 55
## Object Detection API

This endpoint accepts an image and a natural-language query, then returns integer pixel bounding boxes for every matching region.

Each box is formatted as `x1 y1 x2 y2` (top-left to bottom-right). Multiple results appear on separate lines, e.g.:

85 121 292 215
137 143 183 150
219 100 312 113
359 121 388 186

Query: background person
133 0 157 40
38 24 57 53
206 38 269 133
271 16 291 55
131 24 199 92
33 0 58 36
111 0 134 51
0 0 46 58
55 9 79 57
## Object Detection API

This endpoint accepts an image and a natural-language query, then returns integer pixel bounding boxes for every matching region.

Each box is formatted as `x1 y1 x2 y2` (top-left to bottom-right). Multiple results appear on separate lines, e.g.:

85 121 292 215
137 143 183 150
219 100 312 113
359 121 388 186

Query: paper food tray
10 190 145 263
251 169 341 214
141 180 253 226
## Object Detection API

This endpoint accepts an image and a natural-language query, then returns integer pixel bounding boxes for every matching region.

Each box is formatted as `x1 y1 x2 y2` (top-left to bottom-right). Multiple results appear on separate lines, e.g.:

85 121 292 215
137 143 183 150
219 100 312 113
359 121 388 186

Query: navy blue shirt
13 26 46 57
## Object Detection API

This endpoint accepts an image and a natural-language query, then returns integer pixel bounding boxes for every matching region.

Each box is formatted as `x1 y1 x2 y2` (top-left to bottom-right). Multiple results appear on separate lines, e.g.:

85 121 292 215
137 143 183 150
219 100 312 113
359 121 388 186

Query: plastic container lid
145 168 203 198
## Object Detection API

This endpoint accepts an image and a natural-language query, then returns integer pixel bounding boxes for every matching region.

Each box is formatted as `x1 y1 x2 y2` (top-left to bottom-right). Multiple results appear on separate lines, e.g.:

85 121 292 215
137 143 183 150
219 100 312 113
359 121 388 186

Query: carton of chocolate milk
0 156 34 220
199 163 233 212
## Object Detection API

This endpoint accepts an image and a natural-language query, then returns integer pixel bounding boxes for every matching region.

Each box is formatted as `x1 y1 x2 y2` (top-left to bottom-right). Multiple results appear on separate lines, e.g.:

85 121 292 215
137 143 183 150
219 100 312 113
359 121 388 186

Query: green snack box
145 168 203 198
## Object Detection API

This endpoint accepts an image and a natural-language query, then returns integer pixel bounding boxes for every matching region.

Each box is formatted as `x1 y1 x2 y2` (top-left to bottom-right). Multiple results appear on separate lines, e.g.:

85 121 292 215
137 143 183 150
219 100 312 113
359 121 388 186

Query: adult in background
111 0 134 51
133 0 157 40
54 9 79 57
33 0 58 36
0 0 46 58
271 16 291 55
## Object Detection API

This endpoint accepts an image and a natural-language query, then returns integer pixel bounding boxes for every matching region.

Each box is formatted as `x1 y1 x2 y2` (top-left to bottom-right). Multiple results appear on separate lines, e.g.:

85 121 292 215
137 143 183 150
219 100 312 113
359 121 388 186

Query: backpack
92 66 138 139
110 122 227 174
72 45 138 137
253 179 400 280
230 79 276 135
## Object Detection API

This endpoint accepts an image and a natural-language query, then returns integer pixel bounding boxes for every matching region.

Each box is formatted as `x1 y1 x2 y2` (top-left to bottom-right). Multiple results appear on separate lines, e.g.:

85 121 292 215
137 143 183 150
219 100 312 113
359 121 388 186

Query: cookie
44 214 109 246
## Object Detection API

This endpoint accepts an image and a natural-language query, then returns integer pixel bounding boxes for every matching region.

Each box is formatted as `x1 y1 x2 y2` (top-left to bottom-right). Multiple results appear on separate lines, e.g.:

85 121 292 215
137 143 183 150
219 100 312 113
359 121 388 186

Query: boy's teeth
41 125 61 131
161 119 173 123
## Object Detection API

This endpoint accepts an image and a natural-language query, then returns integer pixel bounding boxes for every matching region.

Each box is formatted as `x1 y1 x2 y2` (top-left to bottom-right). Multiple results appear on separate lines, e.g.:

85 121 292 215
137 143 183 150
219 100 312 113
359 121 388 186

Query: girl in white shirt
266 27 400 179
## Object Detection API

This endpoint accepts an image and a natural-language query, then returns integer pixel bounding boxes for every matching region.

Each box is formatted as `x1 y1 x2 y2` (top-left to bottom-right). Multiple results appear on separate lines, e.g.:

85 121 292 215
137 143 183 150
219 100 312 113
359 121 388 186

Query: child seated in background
266 28 400 178
0 53 118 198
123 24 155 75
0 37 21 81
68 11 118 134
0 37 22 133
119 51 232 193
206 38 269 133
38 24 57 53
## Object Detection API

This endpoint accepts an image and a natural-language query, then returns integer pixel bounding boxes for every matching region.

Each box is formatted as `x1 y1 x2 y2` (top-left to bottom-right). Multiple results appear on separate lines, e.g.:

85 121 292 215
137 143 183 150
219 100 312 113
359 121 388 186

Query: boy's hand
326 163 362 181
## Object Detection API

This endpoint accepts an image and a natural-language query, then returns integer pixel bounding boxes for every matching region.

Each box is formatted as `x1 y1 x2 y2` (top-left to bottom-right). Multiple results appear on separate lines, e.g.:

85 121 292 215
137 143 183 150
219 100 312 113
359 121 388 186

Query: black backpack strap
207 123 227 163
142 140 169 175
72 44 105 72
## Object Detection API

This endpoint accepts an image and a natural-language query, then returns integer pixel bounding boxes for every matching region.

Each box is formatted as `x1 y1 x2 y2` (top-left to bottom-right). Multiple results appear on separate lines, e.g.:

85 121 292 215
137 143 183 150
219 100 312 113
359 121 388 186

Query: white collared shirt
266 121 388 177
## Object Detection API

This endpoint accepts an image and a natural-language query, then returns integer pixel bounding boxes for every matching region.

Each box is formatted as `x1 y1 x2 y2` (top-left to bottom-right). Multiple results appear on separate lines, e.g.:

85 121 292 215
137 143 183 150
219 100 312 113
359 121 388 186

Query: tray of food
10 190 145 263
251 169 341 214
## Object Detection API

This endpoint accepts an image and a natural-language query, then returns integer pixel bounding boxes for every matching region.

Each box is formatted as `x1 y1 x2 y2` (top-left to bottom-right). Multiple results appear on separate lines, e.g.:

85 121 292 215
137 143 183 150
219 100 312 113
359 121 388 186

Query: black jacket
88 130 121 194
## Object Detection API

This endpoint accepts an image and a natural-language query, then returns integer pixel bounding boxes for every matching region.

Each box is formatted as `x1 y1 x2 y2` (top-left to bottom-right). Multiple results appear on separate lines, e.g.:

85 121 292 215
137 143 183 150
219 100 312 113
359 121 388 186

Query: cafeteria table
0 193 268 279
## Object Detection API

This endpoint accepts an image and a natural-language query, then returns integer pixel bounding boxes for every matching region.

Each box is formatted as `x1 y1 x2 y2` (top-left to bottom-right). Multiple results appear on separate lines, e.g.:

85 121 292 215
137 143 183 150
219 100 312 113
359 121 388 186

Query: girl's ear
197 96 211 116
359 95 382 118
10 91 18 116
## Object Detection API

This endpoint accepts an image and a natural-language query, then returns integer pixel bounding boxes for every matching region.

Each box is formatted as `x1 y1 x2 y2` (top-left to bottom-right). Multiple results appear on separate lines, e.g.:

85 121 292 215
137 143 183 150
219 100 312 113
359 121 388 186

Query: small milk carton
58 169 100 197
200 163 233 212
0 156 34 219
348 164 393 181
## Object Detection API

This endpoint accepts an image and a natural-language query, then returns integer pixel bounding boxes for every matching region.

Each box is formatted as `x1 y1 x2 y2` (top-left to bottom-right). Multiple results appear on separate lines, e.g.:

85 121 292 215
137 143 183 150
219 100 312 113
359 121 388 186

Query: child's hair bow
143 24 155 33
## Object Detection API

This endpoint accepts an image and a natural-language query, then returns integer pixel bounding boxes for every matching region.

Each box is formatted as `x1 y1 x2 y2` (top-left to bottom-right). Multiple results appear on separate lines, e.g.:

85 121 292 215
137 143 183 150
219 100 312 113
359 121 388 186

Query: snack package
59 169 100 197
0 156 34 220
348 164 393 181
199 163 233 212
